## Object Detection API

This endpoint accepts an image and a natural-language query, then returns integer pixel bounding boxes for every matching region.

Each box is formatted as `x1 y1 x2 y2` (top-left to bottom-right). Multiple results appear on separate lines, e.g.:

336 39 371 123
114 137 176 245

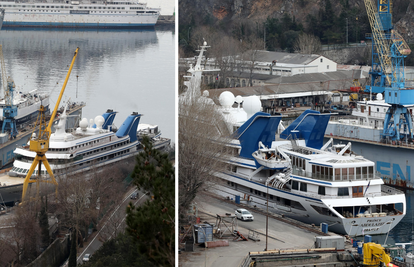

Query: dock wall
157 15 175 25
26 235 70 267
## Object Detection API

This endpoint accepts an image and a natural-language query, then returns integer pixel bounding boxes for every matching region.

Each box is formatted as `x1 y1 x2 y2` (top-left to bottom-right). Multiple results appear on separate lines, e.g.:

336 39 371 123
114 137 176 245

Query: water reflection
0 28 175 141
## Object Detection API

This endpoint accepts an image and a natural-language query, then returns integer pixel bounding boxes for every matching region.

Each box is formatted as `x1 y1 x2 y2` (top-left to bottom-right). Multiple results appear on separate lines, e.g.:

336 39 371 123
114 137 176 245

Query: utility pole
264 23 266 50
265 184 269 251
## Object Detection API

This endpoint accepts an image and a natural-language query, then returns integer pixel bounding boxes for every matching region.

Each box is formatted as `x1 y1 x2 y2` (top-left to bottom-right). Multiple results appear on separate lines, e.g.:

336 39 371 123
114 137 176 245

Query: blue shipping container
194 224 213 243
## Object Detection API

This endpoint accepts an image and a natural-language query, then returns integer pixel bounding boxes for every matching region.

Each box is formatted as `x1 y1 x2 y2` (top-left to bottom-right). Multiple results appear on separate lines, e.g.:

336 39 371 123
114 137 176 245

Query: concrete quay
179 192 352 267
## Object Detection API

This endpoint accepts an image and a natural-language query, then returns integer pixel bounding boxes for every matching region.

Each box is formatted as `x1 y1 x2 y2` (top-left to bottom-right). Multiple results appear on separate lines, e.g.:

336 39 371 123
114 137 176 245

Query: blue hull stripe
225 172 323 202
3 21 155 28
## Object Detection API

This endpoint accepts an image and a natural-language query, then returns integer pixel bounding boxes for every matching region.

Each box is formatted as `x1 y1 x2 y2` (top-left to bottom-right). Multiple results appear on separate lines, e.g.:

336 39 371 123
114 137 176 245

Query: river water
0 27 175 143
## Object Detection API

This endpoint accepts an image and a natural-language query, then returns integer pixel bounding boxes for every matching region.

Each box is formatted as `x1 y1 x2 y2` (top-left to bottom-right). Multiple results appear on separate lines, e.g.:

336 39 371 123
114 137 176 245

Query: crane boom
0 45 7 94
22 47 79 202
364 0 414 141
364 0 393 85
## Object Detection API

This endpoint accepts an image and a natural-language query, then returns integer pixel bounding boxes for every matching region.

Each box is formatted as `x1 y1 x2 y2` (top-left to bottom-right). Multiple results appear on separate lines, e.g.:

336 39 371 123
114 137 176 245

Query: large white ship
325 95 414 189
216 105 405 236
0 107 170 204
0 0 160 28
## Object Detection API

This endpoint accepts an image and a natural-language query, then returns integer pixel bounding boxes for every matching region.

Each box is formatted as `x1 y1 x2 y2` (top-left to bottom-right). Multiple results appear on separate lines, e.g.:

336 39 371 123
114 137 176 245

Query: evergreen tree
68 230 77 267
126 136 175 266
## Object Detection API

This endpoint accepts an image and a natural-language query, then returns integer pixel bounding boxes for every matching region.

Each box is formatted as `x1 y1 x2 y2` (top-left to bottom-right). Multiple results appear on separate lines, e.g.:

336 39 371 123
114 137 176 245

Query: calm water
0 27 175 143
384 190 414 249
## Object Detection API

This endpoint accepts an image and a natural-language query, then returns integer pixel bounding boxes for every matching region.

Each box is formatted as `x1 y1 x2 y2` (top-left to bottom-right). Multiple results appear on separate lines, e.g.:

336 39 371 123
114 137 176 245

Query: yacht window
356 167 361 179
368 166 374 178
300 182 307 192
342 168 348 180
338 187 349 196
318 186 325 195
362 166 368 178
349 167 355 180
292 180 299 190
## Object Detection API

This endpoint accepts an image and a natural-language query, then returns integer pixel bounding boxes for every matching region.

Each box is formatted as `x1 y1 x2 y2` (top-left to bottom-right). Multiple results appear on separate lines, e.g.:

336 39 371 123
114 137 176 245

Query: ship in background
0 90 49 127
0 0 160 28
325 0 414 189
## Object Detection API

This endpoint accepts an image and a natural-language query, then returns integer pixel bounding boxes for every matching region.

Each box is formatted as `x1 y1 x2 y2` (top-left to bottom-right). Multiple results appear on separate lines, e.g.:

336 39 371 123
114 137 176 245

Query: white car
235 208 254 221
83 254 91 262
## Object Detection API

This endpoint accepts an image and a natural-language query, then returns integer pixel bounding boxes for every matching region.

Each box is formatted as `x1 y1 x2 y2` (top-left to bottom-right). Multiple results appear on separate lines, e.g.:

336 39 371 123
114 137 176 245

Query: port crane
21 48 79 202
363 242 391 266
0 45 18 139
364 0 413 141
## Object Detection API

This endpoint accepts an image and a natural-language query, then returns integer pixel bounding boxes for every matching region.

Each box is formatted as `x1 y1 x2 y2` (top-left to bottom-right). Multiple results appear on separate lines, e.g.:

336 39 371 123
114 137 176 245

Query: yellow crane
363 242 391 266
21 47 79 202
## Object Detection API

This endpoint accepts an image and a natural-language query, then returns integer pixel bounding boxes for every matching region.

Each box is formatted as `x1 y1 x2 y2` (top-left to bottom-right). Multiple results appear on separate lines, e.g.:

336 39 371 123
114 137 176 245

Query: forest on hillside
179 0 414 65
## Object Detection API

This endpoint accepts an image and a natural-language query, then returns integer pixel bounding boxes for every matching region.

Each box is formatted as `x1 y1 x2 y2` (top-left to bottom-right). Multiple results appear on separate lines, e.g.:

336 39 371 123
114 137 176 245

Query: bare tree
98 208 125 242
208 34 241 88
294 33 322 54
240 36 264 87
55 162 128 247
178 94 231 223
1 202 41 266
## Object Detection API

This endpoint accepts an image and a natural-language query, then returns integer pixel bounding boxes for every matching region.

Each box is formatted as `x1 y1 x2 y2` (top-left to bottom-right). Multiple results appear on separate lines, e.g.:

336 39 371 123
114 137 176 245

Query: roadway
180 192 319 267
75 187 149 265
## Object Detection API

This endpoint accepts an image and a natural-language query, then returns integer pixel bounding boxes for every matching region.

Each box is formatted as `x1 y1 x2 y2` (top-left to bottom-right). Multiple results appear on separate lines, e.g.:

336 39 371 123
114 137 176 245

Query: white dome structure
219 91 235 109
80 118 88 131
376 93 383 101
235 95 243 105
243 95 262 118
94 115 105 130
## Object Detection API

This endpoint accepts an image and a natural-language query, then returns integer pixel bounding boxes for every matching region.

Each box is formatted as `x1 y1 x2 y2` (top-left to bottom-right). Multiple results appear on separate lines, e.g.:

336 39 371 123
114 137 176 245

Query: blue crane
1 77 18 139
0 45 18 139
364 0 413 141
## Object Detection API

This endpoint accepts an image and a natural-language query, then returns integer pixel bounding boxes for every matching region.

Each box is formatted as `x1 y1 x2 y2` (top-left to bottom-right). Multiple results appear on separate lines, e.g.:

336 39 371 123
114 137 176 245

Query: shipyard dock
179 191 342 267
179 191 406 267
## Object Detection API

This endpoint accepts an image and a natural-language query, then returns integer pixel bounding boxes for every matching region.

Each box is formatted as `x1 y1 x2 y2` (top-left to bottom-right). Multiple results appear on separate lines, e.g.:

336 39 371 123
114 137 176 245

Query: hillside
179 0 414 59
179 0 412 33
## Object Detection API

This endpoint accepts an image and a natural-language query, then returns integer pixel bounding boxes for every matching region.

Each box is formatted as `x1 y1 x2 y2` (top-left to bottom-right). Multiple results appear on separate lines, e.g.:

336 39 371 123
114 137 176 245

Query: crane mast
364 0 414 141
21 48 79 202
